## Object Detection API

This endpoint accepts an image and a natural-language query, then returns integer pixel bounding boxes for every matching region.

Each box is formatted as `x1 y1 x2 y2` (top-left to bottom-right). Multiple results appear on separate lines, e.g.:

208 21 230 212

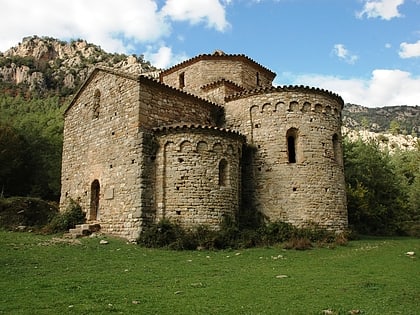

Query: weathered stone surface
60 51 348 241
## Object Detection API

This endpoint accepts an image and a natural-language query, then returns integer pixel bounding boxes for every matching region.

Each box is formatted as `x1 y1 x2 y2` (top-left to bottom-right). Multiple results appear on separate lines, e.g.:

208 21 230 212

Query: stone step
65 223 101 238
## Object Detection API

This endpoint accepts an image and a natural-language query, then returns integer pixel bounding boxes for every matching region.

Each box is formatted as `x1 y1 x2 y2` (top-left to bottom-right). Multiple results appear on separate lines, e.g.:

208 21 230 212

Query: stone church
60 51 348 241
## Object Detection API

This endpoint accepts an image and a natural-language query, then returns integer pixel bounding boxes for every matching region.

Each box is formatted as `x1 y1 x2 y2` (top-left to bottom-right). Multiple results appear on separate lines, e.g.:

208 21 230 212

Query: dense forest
0 36 419 236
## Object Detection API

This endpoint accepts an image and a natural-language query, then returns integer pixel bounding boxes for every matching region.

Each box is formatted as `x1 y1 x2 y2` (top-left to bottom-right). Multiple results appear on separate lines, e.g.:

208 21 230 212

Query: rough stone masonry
60 51 347 241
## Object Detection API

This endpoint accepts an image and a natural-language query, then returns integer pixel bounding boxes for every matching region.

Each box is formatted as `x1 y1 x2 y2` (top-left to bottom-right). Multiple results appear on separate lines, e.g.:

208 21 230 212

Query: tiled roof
225 85 344 107
160 51 276 78
152 123 245 140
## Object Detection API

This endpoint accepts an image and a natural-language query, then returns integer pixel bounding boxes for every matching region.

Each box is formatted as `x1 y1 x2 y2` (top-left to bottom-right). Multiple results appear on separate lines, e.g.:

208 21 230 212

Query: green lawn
0 231 418 315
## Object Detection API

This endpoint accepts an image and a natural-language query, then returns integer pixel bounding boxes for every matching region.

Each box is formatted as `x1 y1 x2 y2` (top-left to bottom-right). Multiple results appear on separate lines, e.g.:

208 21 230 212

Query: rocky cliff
1 36 418 150
0 36 157 96
342 104 419 152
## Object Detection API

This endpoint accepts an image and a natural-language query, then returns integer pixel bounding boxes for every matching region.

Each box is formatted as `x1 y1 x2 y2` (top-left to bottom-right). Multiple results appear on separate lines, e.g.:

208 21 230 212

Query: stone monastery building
60 51 348 241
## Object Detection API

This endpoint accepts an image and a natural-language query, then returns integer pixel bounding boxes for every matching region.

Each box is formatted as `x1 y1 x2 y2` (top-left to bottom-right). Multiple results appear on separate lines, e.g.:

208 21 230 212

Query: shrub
0 196 58 229
42 199 85 234
137 218 346 250
257 221 296 246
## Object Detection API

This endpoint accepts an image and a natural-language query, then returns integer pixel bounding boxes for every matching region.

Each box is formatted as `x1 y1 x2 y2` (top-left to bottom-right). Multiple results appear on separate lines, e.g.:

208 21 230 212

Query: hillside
0 35 157 97
342 104 419 152
0 36 419 150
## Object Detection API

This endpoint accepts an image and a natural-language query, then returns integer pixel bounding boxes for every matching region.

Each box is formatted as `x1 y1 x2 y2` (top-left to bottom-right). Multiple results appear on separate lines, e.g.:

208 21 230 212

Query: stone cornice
225 85 344 109
152 123 246 141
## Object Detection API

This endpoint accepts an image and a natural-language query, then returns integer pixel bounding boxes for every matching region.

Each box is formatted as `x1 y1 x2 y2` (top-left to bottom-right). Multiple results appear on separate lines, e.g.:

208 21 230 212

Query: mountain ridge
1 36 418 149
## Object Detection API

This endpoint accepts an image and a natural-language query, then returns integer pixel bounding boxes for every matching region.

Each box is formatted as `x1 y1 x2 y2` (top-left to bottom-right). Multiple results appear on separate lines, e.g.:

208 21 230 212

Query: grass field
0 231 418 315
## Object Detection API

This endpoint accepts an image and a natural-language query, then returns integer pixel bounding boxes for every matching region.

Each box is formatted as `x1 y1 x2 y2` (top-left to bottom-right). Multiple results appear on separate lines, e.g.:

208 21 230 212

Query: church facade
60 51 347 241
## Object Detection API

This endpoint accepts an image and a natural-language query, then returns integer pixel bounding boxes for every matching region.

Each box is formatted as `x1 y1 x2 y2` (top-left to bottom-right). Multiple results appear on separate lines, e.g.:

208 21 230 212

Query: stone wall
224 87 348 231
60 69 144 240
160 57 274 102
153 125 245 229
137 77 223 129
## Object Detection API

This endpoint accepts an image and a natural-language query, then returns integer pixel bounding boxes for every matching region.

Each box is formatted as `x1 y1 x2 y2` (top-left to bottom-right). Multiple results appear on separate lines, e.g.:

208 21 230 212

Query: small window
286 128 298 163
179 72 185 89
218 159 229 187
93 89 100 119
256 72 260 86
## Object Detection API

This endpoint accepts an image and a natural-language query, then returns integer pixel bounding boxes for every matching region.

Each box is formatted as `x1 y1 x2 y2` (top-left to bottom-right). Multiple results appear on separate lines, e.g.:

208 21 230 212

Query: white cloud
357 0 404 20
144 44 189 69
161 0 230 32
332 44 358 64
0 0 229 53
282 69 420 107
399 40 420 58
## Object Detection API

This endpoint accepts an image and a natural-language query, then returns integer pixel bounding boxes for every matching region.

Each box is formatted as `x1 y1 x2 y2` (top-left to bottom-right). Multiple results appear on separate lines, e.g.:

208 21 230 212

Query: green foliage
0 95 66 200
344 138 414 235
389 119 401 135
42 199 85 234
0 196 58 229
138 218 346 250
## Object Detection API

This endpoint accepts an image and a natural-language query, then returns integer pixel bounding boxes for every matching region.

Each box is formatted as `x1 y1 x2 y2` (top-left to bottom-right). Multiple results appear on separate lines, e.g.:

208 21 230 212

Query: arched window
90 179 100 221
93 89 100 119
218 159 229 187
286 128 298 163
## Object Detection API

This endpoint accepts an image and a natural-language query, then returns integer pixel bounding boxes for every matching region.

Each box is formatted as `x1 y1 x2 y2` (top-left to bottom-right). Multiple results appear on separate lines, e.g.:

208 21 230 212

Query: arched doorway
90 180 100 221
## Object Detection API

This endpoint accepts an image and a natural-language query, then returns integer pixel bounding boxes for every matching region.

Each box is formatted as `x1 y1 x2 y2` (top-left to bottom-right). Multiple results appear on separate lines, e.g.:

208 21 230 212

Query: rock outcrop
0 36 156 95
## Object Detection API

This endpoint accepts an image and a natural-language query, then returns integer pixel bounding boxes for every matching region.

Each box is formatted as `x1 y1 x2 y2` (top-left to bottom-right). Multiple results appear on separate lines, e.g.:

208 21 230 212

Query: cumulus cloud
161 0 230 32
357 0 404 20
144 45 189 69
0 0 229 53
332 44 358 64
399 40 420 58
283 69 420 107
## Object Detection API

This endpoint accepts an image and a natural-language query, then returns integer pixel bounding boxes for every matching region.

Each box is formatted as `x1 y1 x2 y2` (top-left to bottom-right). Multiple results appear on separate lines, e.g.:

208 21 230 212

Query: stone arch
286 128 299 163
218 158 229 187
226 144 234 155
213 142 223 153
180 140 192 152
325 105 332 114
289 101 299 112
314 104 323 113
275 101 285 112
302 102 311 112
93 89 100 119
197 141 208 153
90 179 100 221
262 103 272 112
250 105 259 116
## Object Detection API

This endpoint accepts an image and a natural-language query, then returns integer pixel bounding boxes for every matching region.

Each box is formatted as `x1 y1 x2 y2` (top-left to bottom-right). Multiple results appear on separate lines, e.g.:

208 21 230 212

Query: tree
343 138 409 235
0 124 30 196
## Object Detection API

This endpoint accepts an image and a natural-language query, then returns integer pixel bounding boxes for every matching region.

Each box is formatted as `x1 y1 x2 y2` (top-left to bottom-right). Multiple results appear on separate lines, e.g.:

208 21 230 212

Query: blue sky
1 0 419 107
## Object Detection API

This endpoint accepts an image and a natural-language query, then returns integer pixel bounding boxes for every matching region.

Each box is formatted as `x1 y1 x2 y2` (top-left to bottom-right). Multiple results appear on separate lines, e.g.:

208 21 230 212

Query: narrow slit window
286 128 298 163
218 159 229 187
256 72 260 86
179 72 185 89
93 89 100 119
